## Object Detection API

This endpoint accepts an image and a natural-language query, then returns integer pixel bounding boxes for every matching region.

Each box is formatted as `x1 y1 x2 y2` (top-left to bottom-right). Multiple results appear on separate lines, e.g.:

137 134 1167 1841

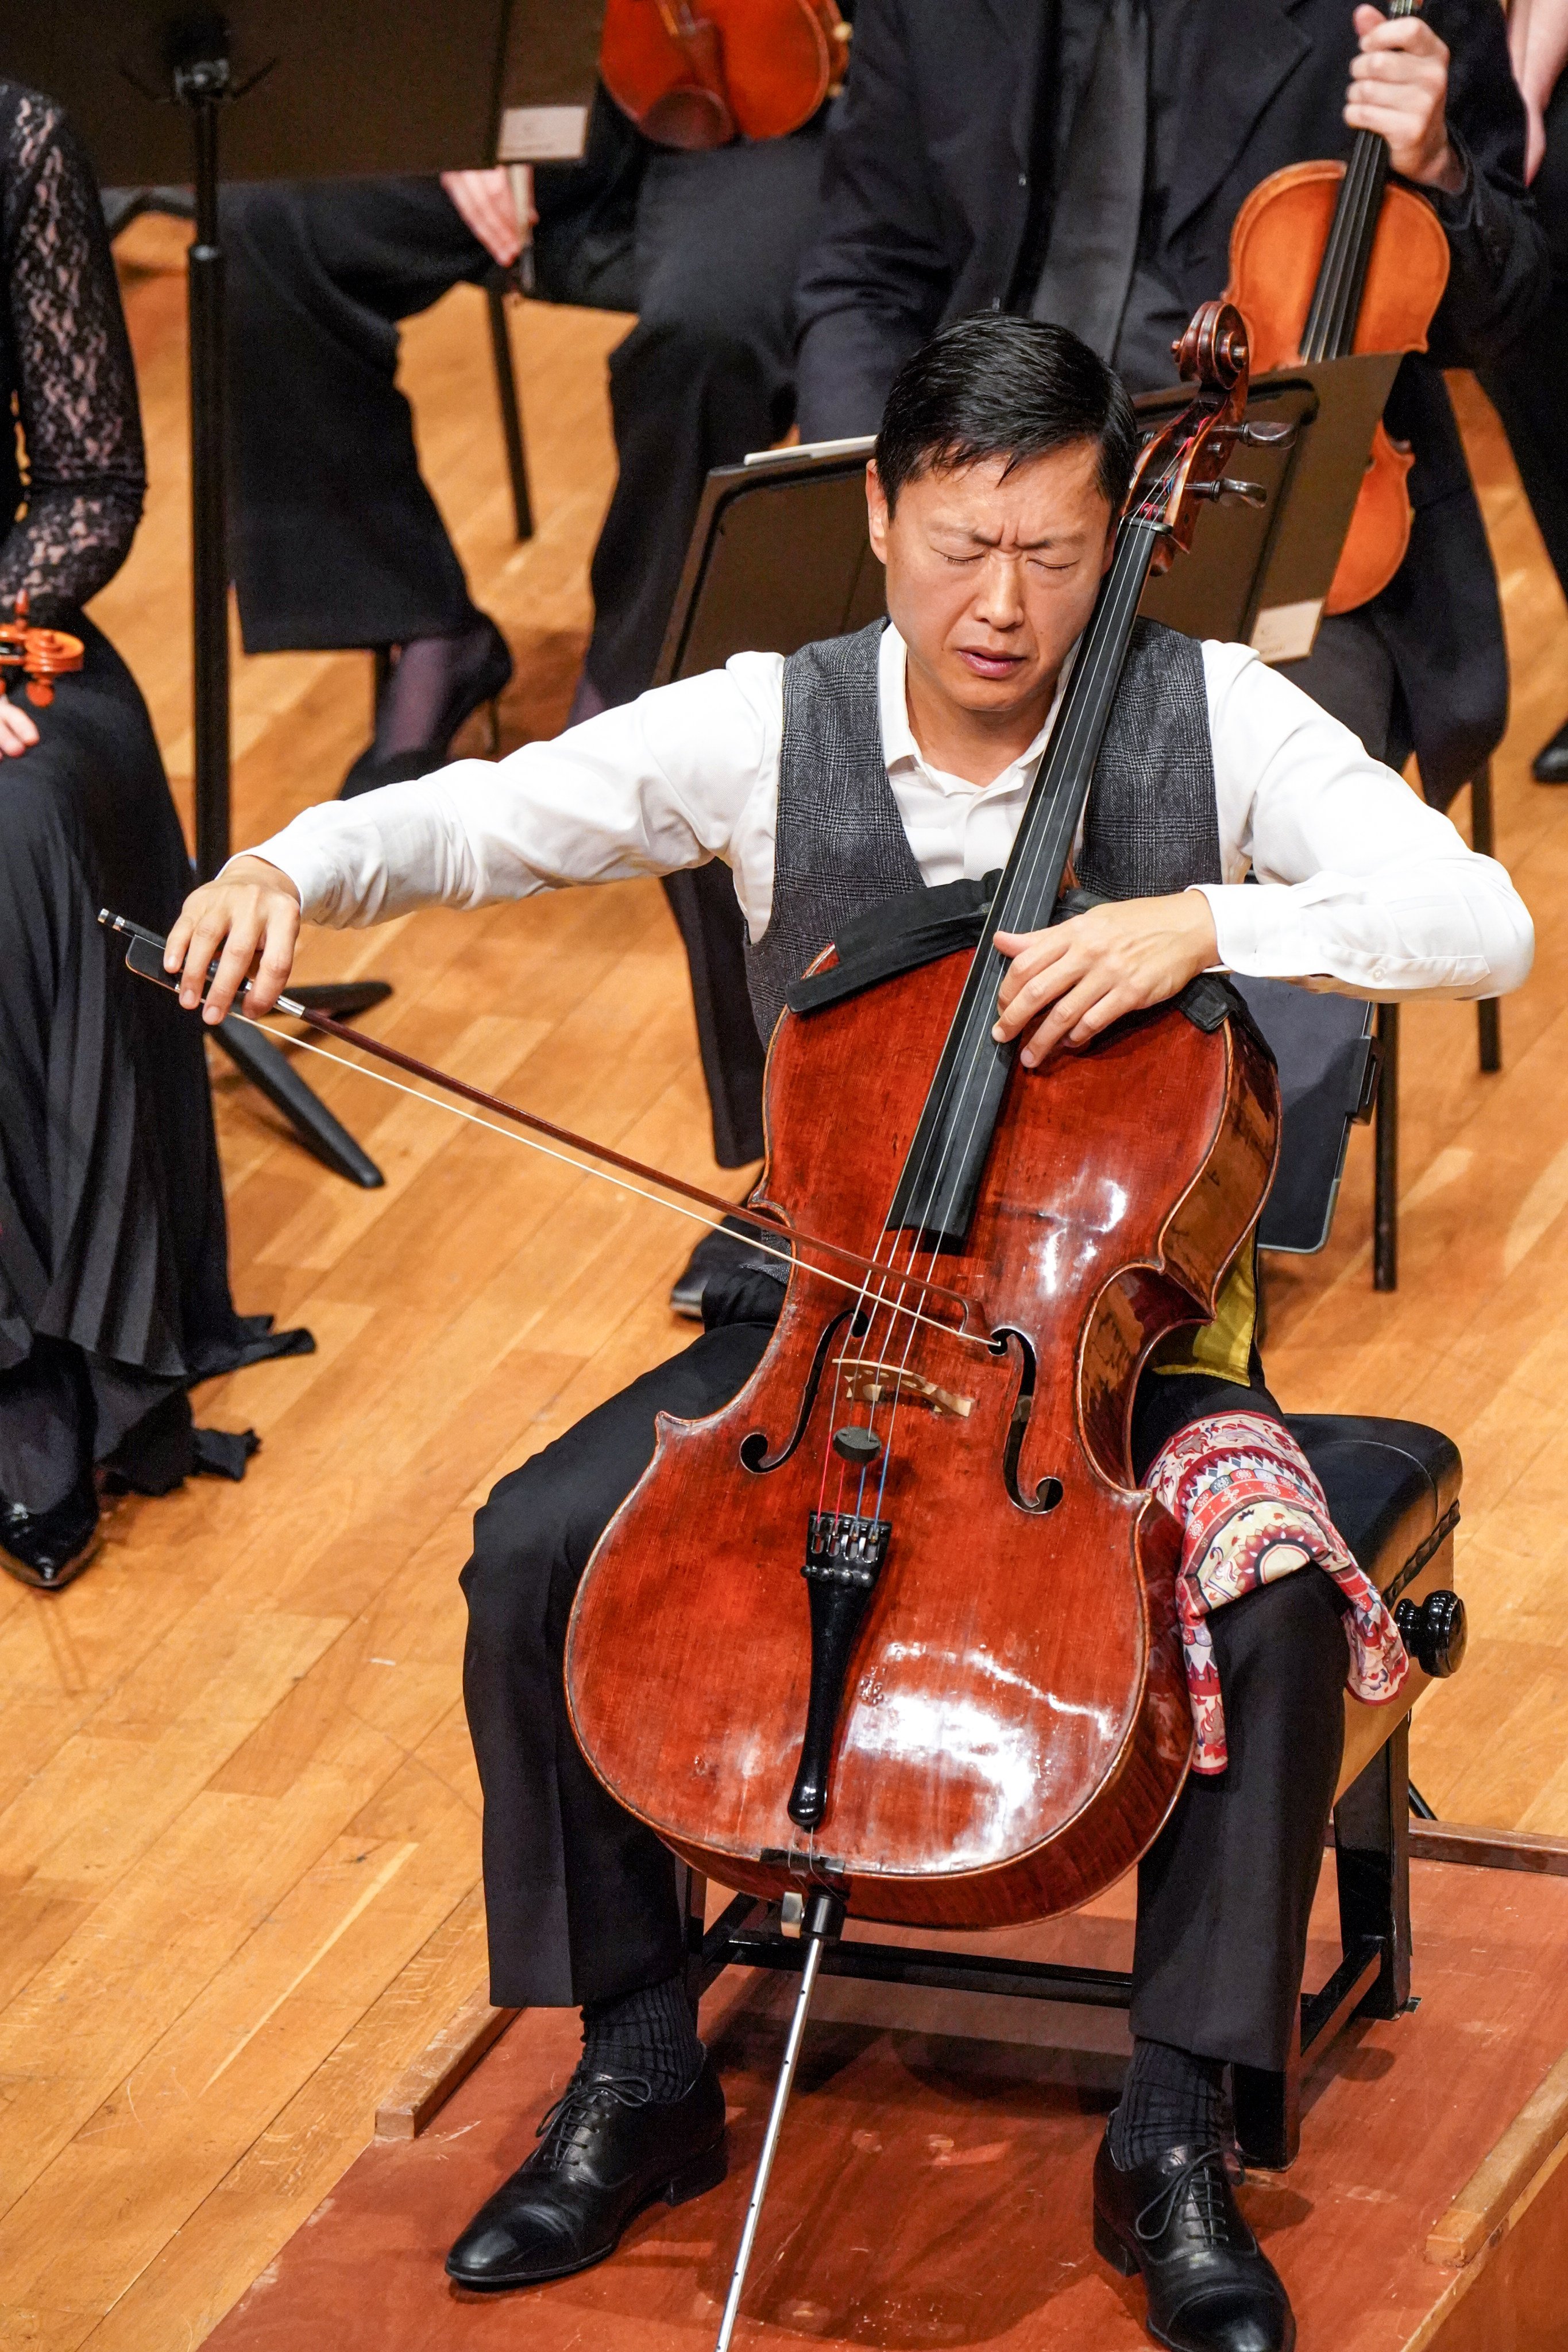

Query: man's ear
865 460 891 566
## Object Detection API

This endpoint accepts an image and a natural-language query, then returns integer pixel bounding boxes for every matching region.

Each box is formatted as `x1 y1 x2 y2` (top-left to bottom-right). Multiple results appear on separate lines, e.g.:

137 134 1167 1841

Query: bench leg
679 1861 709 2018
1232 2034 1301 2172
1334 1716 1413 2019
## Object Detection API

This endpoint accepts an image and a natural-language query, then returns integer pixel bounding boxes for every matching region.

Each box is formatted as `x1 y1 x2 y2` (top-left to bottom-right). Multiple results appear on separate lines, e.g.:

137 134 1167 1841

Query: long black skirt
0 612 308 1512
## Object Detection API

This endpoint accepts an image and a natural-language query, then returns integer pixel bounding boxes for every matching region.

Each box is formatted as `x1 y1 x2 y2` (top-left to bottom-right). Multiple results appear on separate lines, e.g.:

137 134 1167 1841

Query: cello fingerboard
884 518 1163 1250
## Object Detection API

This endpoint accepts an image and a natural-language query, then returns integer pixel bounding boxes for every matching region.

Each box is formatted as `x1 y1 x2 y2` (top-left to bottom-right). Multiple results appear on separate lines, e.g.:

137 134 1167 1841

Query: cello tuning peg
1194 477 1268 508
1236 420 1297 449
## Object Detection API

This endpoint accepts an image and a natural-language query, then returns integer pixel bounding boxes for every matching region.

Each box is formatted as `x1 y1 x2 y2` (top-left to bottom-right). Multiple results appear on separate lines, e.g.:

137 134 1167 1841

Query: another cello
1223 0 1450 614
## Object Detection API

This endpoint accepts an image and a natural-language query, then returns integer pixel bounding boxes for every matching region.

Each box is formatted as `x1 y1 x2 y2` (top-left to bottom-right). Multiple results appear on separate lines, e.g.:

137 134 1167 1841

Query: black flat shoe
341 615 513 799
0 1475 101 1591
445 2056 727 2293
1093 2127 1295 2352
1532 713 1568 784
670 1216 771 1319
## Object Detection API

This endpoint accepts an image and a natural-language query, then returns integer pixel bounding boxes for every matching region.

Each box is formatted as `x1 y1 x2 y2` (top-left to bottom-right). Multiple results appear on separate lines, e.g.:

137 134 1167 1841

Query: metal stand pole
186 78 229 886
713 1890 843 2352
170 30 386 1187
1373 1002 1398 1292
1470 764 1502 1075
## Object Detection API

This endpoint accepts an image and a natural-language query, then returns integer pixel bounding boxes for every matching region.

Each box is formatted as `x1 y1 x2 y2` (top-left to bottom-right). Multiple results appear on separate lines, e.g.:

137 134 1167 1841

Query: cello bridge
837 1358 972 1420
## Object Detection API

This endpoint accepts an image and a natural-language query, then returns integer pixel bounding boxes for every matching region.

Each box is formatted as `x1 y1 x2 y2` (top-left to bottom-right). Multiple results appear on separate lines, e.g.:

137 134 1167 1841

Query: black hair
873 313 1139 519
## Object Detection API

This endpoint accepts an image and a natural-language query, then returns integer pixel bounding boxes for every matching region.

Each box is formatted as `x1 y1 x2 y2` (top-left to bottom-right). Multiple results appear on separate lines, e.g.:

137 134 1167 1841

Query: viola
1222 0 1449 615
600 0 849 152
563 302 1280 1938
0 590 83 708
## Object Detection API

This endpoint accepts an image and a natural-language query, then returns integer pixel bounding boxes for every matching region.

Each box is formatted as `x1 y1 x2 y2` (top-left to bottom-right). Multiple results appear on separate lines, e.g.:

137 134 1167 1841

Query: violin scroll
0 590 84 708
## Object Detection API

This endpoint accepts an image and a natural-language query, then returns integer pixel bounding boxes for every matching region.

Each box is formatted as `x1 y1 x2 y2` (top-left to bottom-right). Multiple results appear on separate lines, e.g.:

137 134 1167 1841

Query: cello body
1224 158 1450 617
566 953 1279 1931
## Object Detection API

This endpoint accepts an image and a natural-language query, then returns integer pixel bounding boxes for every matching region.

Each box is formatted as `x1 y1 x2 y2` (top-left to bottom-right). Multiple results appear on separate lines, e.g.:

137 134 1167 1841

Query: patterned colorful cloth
1146 1411 1408 1774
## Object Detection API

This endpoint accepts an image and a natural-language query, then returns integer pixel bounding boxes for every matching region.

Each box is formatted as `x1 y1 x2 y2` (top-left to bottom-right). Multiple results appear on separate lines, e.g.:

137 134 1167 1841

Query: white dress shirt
251 625 1534 1002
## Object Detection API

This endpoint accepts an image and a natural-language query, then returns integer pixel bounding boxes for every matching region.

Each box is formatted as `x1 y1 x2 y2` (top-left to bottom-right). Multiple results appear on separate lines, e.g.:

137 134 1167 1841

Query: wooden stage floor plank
203 1859 1568 2352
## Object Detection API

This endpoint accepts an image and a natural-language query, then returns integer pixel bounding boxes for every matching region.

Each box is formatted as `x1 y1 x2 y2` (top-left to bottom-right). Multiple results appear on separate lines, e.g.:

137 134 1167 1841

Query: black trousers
460 1293 1347 2075
222 101 825 706
1477 77 1568 608
0 618 276 1509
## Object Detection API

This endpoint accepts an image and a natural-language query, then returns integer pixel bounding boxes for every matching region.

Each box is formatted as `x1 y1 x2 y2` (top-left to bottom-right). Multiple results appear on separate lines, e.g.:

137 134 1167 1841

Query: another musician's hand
1347 5 1465 193
165 855 303 1026
0 694 40 756
441 168 526 267
991 893 1221 1065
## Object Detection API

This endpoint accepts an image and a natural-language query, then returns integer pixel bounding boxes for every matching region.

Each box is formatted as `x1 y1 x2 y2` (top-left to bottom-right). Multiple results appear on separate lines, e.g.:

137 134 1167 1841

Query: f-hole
995 1328 1064 1513
740 1309 852 1474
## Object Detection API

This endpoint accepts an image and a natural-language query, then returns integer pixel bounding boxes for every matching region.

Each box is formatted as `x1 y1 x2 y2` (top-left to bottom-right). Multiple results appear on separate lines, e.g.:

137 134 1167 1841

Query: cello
563 301 1282 2337
1222 0 1450 615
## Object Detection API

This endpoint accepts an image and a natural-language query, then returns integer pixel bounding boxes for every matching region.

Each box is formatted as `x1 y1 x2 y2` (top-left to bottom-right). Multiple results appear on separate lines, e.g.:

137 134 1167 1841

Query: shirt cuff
1196 882 1332 982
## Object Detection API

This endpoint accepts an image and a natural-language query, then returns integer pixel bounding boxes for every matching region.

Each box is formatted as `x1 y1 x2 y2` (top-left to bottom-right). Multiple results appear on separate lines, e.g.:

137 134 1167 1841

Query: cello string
227 1011 991 1348
842 468 1175 1408
844 499 1167 1424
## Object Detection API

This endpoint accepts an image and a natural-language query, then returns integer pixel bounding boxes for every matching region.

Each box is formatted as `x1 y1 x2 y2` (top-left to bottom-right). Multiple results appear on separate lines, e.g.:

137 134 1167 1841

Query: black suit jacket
795 0 1549 804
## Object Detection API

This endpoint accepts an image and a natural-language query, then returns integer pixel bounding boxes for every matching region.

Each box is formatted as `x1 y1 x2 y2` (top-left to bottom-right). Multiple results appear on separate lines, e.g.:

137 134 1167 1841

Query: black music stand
11 3 601 1187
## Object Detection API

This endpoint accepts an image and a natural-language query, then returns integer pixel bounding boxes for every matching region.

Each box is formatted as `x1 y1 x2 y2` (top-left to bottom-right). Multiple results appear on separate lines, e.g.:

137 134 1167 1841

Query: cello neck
1299 0 1423 362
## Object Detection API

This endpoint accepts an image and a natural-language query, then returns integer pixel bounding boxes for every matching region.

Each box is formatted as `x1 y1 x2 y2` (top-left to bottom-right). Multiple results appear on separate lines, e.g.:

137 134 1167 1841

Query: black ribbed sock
579 1972 703 2102
1109 2037 1227 2168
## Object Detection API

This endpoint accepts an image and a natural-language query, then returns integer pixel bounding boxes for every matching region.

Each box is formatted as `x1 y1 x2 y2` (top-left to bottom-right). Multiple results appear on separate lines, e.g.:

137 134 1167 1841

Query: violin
0 590 84 707
600 0 849 152
563 302 1280 1936
1222 0 1449 616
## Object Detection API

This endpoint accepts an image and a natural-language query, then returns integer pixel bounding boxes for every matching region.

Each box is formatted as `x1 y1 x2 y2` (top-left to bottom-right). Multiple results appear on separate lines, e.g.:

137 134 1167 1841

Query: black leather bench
688 1412 1466 2174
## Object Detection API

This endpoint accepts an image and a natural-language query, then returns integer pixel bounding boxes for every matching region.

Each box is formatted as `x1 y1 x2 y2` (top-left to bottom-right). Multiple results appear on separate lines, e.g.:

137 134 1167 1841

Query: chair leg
1373 1002 1398 1291
1232 2037 1300 2172
678 1863 709 2019
486 284 534 543
1469 762 1502 1073
1333 1717 1413 2020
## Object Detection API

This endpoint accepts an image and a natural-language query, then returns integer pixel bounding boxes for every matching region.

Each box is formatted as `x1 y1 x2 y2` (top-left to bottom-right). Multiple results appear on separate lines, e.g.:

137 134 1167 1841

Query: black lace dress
0 80 309 1524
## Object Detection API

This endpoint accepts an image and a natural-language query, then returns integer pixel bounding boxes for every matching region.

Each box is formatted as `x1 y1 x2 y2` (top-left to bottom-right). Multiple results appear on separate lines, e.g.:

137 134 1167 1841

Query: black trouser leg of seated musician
460 1293 1349 2083
221 107 823 706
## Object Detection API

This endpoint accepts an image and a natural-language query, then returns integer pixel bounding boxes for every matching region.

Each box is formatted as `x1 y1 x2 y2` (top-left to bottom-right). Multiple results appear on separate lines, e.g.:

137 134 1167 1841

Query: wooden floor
2 212 1567 2346
205 1859 1568 2352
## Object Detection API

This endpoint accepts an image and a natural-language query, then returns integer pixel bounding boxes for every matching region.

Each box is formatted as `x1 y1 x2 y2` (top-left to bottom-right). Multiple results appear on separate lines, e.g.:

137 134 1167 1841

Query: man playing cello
168 318 1530 2352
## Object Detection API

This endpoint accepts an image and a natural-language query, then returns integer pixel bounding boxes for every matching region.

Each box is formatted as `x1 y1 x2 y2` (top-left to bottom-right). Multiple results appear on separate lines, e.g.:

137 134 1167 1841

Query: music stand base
215 1018 385 1188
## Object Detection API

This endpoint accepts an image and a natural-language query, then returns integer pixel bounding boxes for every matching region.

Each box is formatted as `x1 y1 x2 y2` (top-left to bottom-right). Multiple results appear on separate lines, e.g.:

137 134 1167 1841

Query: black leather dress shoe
0 1476 101 1591
1533 714 1568 784
1093 2127 1295 2352
445 2058 727 2292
